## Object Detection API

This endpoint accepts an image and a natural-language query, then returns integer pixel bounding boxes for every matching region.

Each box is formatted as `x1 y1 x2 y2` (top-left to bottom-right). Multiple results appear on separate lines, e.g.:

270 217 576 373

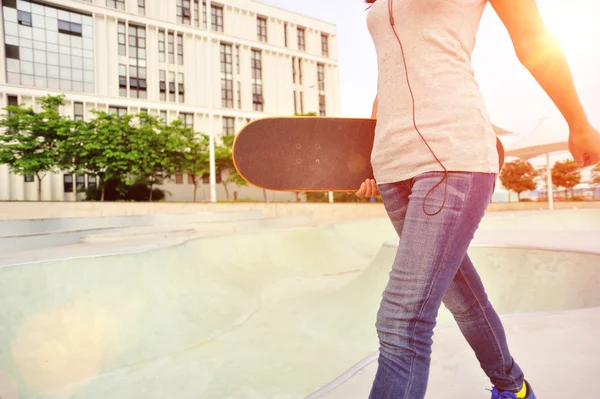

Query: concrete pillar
9 173 24 201
51 173 64 201
41 173 53 201
0 165 10 201
24 177 37 201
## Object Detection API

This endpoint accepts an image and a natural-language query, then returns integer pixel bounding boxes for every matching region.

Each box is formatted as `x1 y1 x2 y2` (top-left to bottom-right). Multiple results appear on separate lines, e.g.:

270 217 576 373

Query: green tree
590 164 600 200
178 132 209 203
130 113 171 201
0 95 71 201
499 159 539 202
216 134 248 200
552 159 581 200
62 110 135 201
592 164 600 185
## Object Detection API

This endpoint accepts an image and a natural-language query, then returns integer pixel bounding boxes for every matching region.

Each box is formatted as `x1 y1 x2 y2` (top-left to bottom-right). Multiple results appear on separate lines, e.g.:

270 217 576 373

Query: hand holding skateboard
351 178 380 198
569 123 600 167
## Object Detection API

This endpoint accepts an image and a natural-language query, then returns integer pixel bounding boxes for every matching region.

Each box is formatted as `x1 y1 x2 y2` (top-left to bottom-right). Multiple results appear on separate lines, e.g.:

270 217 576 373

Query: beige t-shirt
366 0 499 184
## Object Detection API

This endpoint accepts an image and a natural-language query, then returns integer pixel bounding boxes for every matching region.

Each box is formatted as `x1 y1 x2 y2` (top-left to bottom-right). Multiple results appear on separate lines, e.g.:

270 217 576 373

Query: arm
489 0 588 130
371 94 378 119
354 94 380 197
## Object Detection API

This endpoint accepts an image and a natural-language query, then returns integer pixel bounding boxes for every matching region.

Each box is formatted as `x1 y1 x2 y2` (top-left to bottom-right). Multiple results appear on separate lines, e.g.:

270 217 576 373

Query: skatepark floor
0 210 599 399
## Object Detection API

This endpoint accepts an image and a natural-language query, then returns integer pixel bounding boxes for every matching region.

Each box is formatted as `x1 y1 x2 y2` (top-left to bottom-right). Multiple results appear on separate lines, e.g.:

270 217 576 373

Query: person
353 0 600 398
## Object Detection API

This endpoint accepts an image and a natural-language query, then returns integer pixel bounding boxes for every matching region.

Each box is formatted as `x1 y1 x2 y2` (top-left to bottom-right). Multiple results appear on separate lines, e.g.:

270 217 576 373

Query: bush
85 178 167 202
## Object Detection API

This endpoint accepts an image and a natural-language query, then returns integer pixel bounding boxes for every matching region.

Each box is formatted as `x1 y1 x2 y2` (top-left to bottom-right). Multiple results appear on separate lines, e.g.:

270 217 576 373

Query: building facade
0 0 340 202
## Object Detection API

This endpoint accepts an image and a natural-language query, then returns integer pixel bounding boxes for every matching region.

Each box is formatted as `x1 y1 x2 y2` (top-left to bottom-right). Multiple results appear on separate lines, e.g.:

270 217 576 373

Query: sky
258 0 600 144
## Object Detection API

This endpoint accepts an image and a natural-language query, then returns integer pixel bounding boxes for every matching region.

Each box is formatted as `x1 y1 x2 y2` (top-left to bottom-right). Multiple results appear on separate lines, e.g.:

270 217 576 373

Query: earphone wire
388 0 448 216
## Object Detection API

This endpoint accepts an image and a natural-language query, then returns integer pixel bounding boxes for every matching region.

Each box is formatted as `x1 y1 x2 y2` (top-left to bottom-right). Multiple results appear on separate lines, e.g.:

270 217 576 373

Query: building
0 0 341 202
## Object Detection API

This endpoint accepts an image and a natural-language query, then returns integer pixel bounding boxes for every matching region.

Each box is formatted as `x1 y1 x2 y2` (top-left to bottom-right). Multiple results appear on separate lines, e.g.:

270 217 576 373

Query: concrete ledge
1 201 599 223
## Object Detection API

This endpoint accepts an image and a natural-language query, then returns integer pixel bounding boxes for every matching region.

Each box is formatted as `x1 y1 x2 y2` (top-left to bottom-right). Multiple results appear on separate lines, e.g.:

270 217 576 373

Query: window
237 81 241 109
76 175 86 192
235 45 240 74
109 106 127 116
317 63 325 92
24 175 34 183
7 95 18 116
7 96 18 106
160 110 167 125
202 1 207 29
318 64 326 116
159 70 167 101
118 22 126 56
293 91 297 114
64 174 74 193
177 34 184 65
297 27 306 51
223 117 234 135
74 102 84 121
284 23 288 47
321 33 329 57
194 0 200 27
220 43 233 108
3 0 16 8
168 32 175 64
138 0 146 15
178 72 185 102
158 30 165 63
17 11 32 27
180 112 193 129
5 44 19 60
119 64 127 96
188 173 195 184
128 25 147 99
211 4 223 32
298 58 303 84
107 0 125 10
2 0 94 93
292 57 296 84
257 16 267 42
251 49 263 112
58 20 82 37
169 72 176 101
175 171 184 184
88 175 97 188
177 0 192 25
300 91 304 114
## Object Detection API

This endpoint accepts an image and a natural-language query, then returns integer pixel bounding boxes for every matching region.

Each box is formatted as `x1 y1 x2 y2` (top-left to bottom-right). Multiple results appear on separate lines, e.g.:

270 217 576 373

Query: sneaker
490 380 536 399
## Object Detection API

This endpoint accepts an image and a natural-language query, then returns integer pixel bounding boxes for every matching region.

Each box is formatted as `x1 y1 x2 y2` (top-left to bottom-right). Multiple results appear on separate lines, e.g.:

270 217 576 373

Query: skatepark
0 206 599 399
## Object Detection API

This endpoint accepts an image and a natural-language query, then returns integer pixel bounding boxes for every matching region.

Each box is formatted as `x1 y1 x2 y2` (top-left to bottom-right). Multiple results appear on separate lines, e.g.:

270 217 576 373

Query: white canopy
505 118 569 159
504 117 571 210
493 124 515 137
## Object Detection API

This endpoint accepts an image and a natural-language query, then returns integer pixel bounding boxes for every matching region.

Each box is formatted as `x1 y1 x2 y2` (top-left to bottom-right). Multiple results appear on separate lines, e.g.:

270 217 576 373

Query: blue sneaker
490 380 536 399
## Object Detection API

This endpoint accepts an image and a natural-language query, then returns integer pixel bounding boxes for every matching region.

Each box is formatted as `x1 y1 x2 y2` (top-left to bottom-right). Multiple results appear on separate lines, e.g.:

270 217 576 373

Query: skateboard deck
232 117 505 192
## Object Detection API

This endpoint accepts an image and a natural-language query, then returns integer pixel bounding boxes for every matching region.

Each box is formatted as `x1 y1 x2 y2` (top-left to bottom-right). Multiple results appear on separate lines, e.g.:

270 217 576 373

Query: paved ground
0 210 598 399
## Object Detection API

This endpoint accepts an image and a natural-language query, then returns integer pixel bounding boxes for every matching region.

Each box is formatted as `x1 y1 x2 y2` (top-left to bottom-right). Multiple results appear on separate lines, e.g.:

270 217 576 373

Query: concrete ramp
0 212 598 399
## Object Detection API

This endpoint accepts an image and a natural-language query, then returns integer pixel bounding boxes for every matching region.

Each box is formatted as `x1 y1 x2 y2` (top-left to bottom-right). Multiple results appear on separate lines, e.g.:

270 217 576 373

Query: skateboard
232 117 505 192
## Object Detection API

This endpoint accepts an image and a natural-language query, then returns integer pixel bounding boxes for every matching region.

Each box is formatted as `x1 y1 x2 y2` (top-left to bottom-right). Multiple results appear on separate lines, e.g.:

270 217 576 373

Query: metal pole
207 0 217 203
546 153 554 211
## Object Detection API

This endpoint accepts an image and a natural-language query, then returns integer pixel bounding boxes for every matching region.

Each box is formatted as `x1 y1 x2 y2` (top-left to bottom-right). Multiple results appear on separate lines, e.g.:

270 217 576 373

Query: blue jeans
369 172 524 398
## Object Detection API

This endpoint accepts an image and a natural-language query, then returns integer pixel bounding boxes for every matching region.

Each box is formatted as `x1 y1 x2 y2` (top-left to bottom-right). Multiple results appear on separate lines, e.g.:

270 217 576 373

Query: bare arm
490 0 589 130
371 94 378 119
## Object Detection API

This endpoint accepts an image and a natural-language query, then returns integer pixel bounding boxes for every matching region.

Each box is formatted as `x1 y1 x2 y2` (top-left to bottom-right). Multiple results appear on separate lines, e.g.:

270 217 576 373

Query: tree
215 134 248 200
179 132 209 203
0 95 71 201
552 159 581 199
62 110 136 201
592 164 600 185
591 164 600 200
499 159 539 202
